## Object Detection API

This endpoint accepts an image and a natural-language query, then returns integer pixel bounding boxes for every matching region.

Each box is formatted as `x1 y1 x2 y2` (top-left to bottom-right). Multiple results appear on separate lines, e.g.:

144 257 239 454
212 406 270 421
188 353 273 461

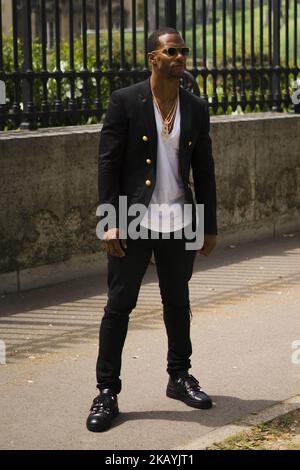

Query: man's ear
148 52 156 65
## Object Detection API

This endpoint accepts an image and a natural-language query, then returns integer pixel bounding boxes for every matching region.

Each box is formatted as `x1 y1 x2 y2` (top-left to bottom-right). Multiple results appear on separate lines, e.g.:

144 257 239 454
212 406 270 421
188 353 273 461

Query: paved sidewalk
0 233 300 450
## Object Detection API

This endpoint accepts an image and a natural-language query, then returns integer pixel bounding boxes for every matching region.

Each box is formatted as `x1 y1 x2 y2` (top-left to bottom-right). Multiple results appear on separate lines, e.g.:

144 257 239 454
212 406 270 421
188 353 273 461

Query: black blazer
98 77 217 235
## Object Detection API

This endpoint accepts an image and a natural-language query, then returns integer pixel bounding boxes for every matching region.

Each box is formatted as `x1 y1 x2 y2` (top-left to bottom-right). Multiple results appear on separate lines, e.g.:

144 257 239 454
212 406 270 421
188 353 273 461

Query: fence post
164 0 177 28
272 0 282 111
20 0 36 129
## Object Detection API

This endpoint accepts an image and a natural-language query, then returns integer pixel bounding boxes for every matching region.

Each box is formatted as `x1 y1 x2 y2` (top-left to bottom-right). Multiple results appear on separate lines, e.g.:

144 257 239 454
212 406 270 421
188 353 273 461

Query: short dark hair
147 28 182 53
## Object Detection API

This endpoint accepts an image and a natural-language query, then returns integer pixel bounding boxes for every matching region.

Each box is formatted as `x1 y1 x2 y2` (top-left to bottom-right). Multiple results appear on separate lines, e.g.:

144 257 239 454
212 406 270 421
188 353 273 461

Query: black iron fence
0 0 299 130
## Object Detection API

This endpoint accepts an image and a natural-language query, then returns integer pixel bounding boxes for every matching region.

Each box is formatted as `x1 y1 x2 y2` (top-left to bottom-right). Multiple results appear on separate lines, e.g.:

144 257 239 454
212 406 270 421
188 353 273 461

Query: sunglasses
151 47 190 57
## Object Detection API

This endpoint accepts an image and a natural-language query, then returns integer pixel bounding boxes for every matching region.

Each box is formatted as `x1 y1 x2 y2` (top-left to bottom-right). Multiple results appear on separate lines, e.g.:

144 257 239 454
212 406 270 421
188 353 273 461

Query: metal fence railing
0 0 299 130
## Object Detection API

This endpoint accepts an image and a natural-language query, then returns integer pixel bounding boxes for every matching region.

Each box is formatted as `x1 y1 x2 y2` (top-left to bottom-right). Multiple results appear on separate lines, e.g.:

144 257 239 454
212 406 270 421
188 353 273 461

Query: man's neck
150 74 180 103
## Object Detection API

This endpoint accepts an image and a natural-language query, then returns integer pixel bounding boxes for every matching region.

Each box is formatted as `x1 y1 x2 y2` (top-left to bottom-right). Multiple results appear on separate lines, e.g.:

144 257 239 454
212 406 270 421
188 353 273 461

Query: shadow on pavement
99 395 281 431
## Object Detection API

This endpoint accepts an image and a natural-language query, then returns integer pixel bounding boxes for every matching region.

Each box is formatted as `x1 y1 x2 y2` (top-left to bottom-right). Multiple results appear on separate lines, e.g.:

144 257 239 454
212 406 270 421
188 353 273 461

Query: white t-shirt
140 97 193 232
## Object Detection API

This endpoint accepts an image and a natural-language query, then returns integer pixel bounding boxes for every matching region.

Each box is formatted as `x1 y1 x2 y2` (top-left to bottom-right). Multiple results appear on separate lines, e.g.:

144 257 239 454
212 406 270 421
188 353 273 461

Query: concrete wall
1 113 300 293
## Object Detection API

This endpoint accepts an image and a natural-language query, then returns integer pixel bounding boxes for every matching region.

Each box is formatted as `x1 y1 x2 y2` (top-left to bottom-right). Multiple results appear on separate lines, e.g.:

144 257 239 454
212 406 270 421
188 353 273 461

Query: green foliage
198 63 295 116
2 32 143 129
1 27 296 130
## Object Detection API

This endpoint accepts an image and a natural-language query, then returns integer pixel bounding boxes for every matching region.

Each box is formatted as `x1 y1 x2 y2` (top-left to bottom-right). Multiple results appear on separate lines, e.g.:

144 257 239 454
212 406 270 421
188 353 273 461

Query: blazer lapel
178 86 192 160
138 78 158 162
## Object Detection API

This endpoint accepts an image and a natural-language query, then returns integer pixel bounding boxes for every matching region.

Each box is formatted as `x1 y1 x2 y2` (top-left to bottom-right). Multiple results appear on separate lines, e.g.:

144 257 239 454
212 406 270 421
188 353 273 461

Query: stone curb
173 394 300 450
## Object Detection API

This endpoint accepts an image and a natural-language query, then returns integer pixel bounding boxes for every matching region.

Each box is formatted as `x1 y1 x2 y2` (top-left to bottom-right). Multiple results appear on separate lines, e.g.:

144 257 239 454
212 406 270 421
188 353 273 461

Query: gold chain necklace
151 89 179 140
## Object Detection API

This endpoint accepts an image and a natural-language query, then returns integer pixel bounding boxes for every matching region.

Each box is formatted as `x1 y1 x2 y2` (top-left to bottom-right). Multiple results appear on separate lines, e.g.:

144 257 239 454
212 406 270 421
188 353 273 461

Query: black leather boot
166 374 213 409
86 388 119 432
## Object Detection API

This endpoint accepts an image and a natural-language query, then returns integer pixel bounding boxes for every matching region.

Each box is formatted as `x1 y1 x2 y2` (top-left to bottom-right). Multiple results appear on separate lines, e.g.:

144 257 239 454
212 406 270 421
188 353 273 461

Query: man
86 27 217 432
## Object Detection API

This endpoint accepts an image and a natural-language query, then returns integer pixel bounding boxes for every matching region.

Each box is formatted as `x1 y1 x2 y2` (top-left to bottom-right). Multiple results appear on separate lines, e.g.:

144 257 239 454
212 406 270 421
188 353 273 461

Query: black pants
96 227 197 394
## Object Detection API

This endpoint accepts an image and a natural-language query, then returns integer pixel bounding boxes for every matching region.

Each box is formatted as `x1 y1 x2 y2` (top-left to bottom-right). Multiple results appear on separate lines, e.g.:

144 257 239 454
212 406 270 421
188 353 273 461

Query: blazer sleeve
191 100 218 235
98 91 128 217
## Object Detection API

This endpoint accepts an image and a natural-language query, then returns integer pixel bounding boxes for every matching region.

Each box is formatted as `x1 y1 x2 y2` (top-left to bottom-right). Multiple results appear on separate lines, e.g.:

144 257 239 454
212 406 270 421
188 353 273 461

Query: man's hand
197 234 217 257
102 228 127 257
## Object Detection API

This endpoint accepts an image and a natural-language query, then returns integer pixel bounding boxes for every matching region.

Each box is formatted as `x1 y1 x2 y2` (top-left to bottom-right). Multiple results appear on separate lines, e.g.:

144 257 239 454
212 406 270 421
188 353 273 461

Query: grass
207 408 300 450
93 5 300 68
